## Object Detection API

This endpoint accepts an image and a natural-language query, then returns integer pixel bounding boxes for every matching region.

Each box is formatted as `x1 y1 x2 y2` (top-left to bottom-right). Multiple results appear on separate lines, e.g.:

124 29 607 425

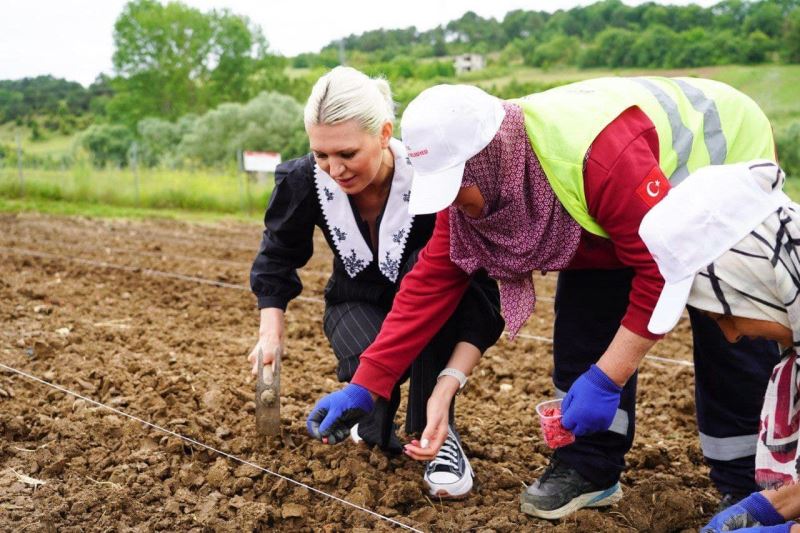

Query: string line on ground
0 362 424 533
0 245 693 368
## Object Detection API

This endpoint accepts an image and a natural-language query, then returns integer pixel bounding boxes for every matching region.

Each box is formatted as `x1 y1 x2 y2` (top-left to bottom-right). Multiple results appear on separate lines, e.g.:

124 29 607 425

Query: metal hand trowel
255 345 281 436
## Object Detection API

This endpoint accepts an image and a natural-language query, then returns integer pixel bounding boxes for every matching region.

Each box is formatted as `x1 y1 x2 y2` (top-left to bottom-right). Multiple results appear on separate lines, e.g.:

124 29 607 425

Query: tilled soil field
0 212 720 531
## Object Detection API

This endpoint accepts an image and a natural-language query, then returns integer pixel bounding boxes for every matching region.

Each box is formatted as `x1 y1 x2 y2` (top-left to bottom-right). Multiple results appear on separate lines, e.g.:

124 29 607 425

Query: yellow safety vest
514 77 775 237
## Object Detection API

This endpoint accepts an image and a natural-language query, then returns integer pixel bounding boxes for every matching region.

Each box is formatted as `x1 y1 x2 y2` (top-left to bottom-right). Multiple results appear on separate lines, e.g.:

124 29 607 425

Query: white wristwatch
437 368 468 392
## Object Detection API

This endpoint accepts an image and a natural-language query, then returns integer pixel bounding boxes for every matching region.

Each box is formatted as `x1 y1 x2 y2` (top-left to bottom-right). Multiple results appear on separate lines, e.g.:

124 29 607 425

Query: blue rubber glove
307 383 374 444
561 364 623 436
735 523 796 533
701 492 786 532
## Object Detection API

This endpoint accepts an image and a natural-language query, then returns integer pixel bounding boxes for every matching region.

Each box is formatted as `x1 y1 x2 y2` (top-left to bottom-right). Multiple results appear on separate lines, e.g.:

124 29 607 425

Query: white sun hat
640 160 790 335
401 84 506 215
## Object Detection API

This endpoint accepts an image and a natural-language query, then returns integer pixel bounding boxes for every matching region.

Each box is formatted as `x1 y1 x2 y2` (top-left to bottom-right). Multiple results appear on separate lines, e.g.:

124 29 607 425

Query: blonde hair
304 66 395 135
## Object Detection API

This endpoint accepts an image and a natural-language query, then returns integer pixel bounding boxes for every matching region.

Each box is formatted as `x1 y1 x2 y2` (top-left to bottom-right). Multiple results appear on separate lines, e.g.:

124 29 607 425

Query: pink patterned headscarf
448 103 582 337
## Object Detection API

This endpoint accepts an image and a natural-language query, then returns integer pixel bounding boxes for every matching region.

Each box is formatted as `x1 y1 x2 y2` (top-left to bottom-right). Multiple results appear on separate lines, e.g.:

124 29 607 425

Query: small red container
536 399 576 449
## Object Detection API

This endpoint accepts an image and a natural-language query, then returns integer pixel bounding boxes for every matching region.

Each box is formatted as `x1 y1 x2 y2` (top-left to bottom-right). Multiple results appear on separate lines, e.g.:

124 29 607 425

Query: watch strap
437 368 467 390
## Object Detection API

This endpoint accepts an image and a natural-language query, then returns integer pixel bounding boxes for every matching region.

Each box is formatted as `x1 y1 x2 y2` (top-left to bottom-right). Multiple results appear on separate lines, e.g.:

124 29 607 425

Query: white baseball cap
639 160 790 335
401 84 506 215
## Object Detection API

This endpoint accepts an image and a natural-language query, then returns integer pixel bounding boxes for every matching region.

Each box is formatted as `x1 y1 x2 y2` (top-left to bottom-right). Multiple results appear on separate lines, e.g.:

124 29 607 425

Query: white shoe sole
520 482 623 520
350 423 362 444
426 463 473 499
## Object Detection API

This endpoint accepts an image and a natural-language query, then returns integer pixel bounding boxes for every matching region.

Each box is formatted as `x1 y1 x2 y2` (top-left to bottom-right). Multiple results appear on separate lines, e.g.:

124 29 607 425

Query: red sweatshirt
352 106 669 399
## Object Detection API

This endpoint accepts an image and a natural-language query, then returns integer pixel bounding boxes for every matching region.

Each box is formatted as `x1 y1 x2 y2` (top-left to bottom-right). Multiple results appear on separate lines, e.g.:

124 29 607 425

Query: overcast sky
0 0 718 86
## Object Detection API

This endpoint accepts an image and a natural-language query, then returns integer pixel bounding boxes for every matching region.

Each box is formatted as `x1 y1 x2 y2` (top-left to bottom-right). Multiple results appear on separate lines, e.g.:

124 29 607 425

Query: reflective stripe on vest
633 78 730 185
515 77 774 237
632 78 695 184
673 79 728 170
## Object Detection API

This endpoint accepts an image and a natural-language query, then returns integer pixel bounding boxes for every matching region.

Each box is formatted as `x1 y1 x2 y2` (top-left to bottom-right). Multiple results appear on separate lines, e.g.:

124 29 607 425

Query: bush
523 35 582 69
80 124 134 168
136 117 182 167
178 91 306 167
632 24 678 68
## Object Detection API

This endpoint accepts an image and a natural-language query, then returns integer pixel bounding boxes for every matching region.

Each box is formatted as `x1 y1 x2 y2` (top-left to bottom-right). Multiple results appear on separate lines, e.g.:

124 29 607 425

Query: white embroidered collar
314 138 414 282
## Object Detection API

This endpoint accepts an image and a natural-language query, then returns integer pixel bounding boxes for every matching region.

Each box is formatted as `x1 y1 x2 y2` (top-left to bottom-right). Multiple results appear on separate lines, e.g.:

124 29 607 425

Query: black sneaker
423 425 473 498
520 458 622 519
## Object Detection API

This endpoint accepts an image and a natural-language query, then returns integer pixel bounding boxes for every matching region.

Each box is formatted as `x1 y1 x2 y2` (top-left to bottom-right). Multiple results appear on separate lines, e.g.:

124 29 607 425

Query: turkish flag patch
635 166 669 208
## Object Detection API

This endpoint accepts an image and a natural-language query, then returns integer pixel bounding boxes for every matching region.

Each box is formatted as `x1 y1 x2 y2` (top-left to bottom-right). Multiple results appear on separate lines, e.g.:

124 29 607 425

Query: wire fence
0 164 273 215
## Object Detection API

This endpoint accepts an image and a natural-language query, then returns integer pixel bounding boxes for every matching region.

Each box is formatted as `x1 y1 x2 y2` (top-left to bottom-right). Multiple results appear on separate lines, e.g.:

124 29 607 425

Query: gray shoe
520 458 623 520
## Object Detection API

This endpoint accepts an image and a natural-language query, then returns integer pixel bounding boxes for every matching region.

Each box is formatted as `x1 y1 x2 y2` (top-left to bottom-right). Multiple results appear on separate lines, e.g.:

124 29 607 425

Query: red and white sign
243 151 281 172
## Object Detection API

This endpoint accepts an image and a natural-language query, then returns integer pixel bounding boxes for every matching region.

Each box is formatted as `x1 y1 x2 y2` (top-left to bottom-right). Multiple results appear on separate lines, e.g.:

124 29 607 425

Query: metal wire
0 237 696 530
0 245 694 370
0 362 424 532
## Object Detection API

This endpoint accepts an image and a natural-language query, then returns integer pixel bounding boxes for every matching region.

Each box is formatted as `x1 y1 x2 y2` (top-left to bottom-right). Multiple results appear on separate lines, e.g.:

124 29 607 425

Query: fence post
16 132 24 196
237 149 245 214
131 142 140 207
244 166 252 215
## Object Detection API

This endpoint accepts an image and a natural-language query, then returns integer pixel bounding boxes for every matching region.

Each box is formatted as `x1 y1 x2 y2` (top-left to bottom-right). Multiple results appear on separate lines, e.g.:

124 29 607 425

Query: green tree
632 24 678 67
707 29 751 64
498 40 525 66
673 4 713 32
501 9 547 42
0 89 24 123
206 10 271 107
711 0 749 31
446 11 505 48
592 27 637 67
112 0 213 122
525 35 581 69
642 5 670 28
432 29 448 57
0 76 91 124
109 0 280 127
783 8 800 62
741 30 774 63
743 2 784 38
672 28 716 67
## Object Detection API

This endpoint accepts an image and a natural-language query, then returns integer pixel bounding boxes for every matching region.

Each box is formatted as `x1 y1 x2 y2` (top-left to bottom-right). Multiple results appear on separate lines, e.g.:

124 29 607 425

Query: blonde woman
249 67 504 498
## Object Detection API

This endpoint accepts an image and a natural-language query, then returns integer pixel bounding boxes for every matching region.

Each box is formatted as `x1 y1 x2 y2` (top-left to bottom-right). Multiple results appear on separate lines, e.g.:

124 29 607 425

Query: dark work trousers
323 254 503 452
688 307 780 496
552 268 780 494
552 269 638 488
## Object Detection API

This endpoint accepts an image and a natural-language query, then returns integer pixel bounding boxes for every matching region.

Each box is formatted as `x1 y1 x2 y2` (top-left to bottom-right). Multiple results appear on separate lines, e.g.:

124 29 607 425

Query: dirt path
1 212 717 531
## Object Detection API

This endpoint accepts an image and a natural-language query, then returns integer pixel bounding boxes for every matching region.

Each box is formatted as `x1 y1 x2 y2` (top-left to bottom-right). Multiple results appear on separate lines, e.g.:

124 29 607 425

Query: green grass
0 195 261 222
469 64 800 128
0 122 77 159
0 166 272 216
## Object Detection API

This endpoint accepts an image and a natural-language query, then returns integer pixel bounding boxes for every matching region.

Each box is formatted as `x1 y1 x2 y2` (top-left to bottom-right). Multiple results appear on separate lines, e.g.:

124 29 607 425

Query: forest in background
1 0 799 213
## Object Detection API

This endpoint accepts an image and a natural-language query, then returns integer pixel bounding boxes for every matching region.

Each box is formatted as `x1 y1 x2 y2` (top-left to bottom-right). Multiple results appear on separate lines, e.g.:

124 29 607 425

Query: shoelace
428 431 462 472
538 458 566 484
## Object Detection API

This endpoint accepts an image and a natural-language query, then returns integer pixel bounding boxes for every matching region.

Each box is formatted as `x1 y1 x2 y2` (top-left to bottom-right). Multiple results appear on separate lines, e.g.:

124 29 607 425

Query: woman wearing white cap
249 66 504 498
306 76 782 518
640 161 799 532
